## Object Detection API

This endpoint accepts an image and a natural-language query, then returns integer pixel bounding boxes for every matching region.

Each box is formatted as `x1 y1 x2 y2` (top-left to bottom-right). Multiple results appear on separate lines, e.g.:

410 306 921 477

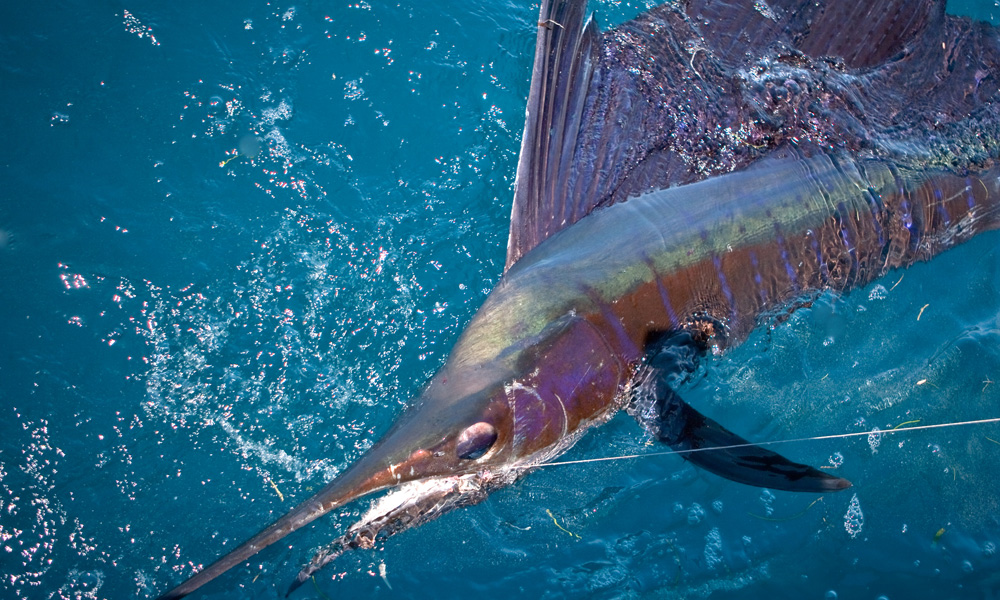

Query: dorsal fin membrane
792 0 942 68
685 0 943 70
506 0 993 271
507 0 599 270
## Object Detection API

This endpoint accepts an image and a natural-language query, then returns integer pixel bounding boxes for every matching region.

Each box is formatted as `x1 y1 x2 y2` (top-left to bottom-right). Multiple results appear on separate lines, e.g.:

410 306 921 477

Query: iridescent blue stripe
653 275 679 328
749 250 767 304
935 187 951 226
773 225 798 288
864 187 885 246
810 230 828 285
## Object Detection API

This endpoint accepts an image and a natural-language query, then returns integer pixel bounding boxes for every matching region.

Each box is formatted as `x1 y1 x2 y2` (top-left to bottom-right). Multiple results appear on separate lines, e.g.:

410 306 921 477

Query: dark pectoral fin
652 380 850 493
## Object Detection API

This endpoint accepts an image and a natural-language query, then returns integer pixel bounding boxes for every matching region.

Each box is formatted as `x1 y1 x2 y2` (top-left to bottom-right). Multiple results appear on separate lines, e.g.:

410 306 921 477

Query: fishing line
532 416 1000 469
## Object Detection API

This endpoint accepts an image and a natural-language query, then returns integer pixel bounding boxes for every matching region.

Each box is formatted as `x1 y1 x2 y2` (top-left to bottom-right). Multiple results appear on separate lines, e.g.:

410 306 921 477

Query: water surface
2 1 1000 598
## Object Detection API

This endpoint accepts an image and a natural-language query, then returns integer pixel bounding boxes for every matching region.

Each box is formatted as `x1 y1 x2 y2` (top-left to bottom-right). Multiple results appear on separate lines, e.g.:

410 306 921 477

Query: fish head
366 310 626 481
285 314 626 586
343 361 518 492
158 308 626 599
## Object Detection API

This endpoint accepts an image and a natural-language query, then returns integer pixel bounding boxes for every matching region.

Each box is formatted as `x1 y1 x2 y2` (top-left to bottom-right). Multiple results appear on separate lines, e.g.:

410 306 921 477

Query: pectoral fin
645 374 850 492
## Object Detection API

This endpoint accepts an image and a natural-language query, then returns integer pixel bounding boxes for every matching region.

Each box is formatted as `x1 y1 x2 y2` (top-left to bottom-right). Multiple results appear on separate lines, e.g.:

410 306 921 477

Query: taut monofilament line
530 417 1000 469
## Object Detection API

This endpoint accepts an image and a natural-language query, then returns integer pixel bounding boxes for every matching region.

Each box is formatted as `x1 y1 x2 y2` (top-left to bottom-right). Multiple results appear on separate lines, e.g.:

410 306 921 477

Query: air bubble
844 494 864 538
868 284 888 301
585 566 626 591
759 489 775 516
868 427 882 454
704 527 723 570
687 503 705 525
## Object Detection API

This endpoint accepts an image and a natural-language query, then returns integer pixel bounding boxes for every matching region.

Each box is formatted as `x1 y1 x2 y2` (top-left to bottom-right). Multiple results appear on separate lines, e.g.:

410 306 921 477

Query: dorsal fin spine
508 0 596 270
552 17 599 230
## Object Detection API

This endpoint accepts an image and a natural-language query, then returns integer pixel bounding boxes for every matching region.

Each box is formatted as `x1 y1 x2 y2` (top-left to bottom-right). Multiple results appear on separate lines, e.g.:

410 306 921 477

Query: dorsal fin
506 0 998 271
685 0 943 70
507 0 600 269
791 0 942 68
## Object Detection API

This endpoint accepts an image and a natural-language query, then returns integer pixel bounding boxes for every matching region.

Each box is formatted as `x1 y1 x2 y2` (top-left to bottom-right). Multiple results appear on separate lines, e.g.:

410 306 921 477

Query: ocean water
3 1 1000 599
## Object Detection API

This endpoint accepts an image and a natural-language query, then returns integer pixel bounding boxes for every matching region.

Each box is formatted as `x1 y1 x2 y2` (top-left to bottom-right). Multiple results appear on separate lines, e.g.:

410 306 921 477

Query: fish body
475 155 1000 365
444 154 1000 475
155 0 1000 597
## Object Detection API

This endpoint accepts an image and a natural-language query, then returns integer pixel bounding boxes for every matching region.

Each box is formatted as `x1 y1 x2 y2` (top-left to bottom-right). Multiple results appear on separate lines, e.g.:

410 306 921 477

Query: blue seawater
2 1 1000 599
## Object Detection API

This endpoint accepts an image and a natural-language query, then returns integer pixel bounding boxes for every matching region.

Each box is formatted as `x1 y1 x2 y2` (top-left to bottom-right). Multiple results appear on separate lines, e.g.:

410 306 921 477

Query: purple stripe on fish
749 250 767 304
651 266 680 327
713 253 737 325
773 224 798 288
935 187 951 226
864 187 885 246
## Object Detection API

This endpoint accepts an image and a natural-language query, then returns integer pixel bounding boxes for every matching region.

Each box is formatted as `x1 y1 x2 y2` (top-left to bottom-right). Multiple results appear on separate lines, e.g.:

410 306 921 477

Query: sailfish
156 0 1000 597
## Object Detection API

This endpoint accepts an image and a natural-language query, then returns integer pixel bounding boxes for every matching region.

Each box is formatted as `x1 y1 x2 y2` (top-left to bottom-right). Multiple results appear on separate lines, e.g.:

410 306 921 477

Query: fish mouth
286 469 508 596
285 414 602 596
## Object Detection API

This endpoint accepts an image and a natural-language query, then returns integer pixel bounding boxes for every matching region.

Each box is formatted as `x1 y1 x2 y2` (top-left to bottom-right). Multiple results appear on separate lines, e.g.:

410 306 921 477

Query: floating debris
267 478 284 502
545 509 581 539
932 527 947 545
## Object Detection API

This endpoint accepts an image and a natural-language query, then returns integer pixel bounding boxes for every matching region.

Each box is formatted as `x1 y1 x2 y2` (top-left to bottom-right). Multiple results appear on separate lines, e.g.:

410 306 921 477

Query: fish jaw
157 299 627 599
287 470 506 595
284 313 630 589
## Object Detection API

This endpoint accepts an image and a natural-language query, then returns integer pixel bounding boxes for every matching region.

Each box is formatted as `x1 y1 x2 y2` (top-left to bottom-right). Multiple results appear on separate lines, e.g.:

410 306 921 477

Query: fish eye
455 422 498 460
